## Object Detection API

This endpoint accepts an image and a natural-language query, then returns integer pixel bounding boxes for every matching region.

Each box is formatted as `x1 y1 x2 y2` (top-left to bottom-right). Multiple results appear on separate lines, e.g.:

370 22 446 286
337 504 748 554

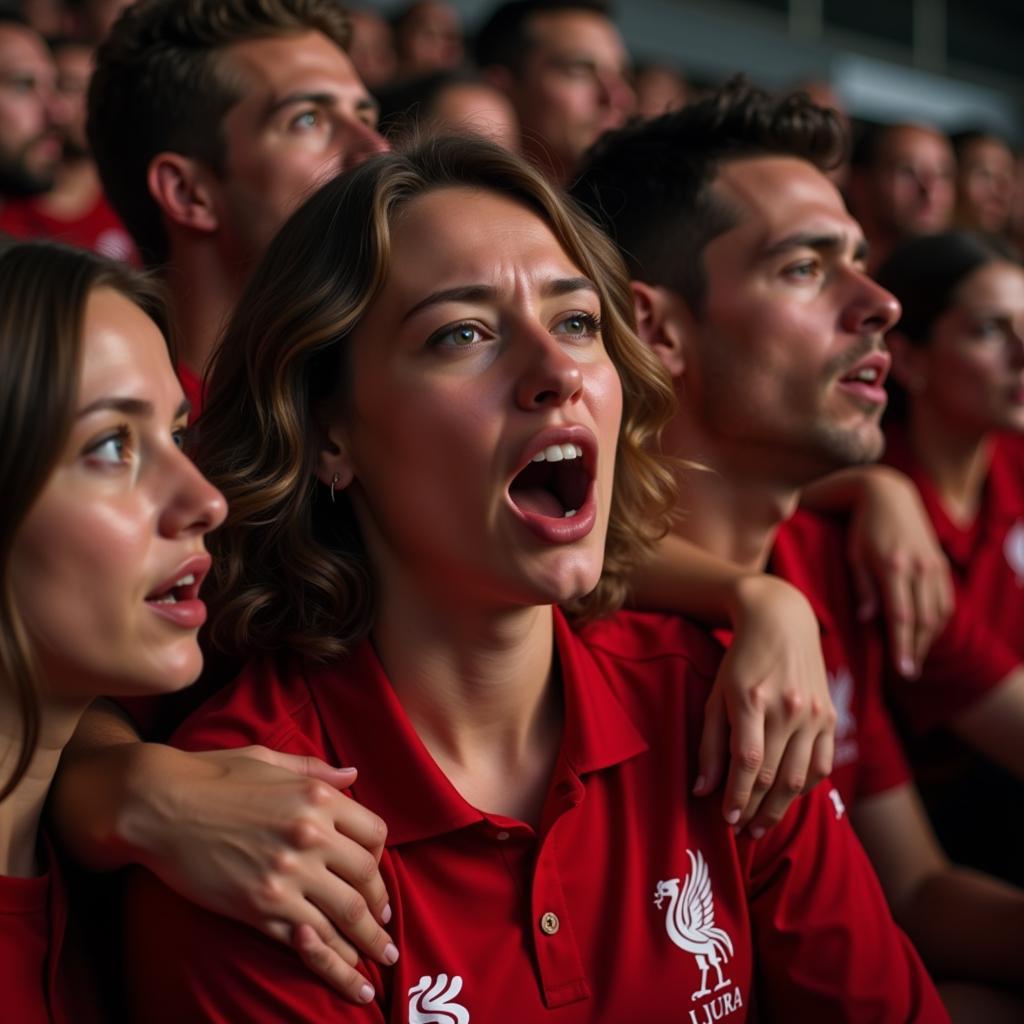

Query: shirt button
539 912 560 935
495 830 510 841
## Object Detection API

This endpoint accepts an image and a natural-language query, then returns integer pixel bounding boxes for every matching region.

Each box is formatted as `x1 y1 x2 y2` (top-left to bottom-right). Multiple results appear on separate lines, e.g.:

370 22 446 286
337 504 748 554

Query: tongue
512 487 564 518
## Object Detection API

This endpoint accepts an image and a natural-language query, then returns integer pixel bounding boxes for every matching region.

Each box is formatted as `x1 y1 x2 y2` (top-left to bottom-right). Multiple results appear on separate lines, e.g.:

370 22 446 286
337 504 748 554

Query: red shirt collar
884 424 1024 569
305 609 648 847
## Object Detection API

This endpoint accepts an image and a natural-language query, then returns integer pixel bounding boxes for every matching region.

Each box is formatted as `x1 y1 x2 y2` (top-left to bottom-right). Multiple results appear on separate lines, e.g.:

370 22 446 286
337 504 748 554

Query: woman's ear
313 414 355 492
630 280 689 379
887 331 928 393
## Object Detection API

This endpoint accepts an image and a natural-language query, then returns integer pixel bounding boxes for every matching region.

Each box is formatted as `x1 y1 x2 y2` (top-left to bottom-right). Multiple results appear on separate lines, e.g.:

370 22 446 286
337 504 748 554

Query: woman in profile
122 137 946 1022
0 242 226 1022
876 233 1024 891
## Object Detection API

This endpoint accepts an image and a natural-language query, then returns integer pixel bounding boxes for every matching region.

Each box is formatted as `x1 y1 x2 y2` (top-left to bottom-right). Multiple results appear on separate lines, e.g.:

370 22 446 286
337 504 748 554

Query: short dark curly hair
570 78 848 316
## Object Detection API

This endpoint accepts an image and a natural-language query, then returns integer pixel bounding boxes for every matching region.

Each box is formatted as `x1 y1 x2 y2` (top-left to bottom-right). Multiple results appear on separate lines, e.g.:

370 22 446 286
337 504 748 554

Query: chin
528 558 604 608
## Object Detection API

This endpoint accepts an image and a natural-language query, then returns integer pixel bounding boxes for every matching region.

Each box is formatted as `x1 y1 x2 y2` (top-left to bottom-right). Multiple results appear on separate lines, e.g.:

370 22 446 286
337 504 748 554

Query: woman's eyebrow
401 277 598 323
76 396 154 419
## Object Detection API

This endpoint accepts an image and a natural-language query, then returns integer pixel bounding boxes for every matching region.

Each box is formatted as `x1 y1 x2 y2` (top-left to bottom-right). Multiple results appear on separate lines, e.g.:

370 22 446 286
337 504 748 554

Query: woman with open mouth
121 136 946 1022
0 242 226 1022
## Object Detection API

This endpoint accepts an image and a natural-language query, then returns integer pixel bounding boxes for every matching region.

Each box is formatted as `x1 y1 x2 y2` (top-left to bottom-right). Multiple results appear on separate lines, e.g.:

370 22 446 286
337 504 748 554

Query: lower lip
146 598 207 630
836 379 888 406
510 490 599 544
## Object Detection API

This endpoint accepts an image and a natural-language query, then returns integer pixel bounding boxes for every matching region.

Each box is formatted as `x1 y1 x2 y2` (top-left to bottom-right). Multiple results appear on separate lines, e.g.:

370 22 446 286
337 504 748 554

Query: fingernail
381 903 392 925
750 825 766 840
725 809 741 825
359 984 375 1004
335 765 357 774
383 943 399 965
692 775 706 794
899 657 916 677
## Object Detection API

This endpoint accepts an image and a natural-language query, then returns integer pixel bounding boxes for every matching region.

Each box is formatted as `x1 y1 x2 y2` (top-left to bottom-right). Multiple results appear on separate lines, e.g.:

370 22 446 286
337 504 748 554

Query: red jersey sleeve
889 594 1019 734
123 683 388 1024
739 783 949 1023
124 867 387 1023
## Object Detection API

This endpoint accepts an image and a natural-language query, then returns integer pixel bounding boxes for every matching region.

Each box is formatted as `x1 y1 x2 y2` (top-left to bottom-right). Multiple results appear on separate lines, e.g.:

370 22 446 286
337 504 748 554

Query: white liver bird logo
654 849 734 1000
407 974 470 1024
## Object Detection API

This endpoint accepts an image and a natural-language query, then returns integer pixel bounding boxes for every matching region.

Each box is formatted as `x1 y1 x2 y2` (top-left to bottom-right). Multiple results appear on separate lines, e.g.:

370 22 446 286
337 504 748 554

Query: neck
371 570 561 826
662 412 800 572
0 693 86 877
905 402 993 525
165 239 246 379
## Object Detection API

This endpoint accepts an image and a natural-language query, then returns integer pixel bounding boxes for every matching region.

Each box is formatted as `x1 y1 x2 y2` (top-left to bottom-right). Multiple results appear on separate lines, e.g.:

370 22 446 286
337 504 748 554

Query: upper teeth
852 368 878 382
151 573 195 604
531 443 583 463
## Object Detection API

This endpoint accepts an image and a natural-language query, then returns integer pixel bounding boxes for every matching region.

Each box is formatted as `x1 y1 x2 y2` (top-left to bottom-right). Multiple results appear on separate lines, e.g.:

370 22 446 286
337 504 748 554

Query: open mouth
509 443 590 520
145 572 199 606
840 365 884 386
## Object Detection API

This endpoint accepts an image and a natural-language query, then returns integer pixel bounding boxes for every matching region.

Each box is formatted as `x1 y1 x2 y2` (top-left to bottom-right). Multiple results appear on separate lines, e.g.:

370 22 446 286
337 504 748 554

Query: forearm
630 532 764 626
49 700 175 871
952 668 1024 781
799 465 898 513
901 867 1024 987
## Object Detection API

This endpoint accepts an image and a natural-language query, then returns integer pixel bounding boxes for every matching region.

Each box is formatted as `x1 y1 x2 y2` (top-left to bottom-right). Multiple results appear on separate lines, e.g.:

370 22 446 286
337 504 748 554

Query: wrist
728 572 812 628
112 742 196 871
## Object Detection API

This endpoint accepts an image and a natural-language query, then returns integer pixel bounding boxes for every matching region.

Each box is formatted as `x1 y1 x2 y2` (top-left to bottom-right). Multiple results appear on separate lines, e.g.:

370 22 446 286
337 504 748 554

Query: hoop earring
330 473 340 504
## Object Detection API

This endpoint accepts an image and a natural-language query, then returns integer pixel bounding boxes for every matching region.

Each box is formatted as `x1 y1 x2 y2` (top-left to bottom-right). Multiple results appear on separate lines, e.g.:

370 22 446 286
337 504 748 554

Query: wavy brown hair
0 243 170 800
200 135 677 663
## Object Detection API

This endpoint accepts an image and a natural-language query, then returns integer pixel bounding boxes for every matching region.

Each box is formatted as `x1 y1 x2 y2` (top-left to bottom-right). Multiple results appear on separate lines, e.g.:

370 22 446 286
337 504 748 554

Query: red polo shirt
0 192 139 265
0 837 99 1024
777 506 1019 737
123 609 945 1023
884 426 1024 663
772 512 912 804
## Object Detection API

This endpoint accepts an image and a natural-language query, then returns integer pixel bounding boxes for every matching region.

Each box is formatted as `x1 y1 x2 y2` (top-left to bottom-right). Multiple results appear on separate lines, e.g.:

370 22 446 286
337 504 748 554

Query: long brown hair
200 134 678 664
0 243 169 800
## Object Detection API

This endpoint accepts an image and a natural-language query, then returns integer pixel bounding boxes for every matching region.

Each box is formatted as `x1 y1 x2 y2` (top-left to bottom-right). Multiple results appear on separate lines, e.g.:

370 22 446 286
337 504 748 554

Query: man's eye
785 261 820 280
291 110 320 130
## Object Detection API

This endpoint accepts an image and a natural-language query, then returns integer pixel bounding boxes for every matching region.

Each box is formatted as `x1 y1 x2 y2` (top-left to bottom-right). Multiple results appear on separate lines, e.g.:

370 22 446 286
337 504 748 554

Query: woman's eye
86 427 132 466
431 323 485 349
171 425 189 451
553 312 601 338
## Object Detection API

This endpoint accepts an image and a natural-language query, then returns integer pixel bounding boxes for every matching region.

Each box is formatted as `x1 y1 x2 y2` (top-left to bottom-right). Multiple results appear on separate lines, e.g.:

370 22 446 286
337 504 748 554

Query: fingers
239 746 359 790
733 713 790 832
879 561 916 678
720 690 766 828
694 689 728 797
315 841 396 965
292 924 378 1005
744 727 814 837
850 555 878 624
910 559 954 669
